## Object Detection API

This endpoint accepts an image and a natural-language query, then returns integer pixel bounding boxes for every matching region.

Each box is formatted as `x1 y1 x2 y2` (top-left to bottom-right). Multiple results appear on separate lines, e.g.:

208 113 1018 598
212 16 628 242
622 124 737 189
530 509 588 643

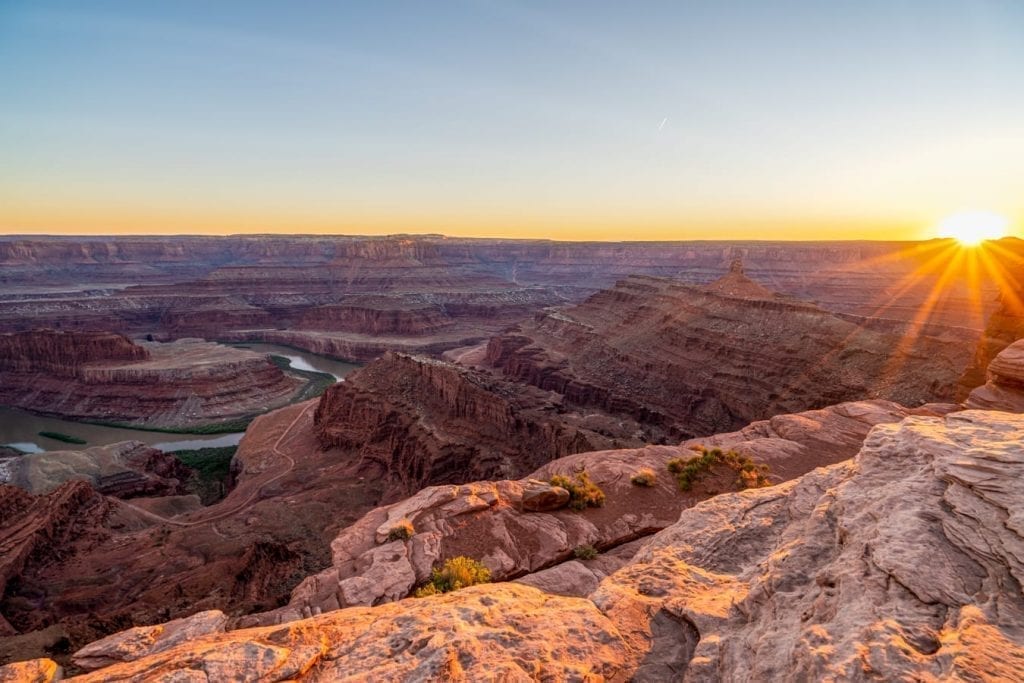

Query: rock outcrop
0 397 912 656
0 330 147 376
313 352 629 502
966 339 1024 412
680 398 956 480
1 441 191 497
47 410 1024 681
0 332 303 429
71 610 228 671
0 481 115 618
484 272 971 439
958 253 1024 395
260 400 930 618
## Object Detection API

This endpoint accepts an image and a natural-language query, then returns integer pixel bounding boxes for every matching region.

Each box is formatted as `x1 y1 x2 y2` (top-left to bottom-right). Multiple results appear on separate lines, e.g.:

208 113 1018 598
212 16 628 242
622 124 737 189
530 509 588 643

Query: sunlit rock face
594 410 1024 680
966 339 1024 412
47 410 1024 682
484 272 971 439
958 240 1024 397
243 399 936 623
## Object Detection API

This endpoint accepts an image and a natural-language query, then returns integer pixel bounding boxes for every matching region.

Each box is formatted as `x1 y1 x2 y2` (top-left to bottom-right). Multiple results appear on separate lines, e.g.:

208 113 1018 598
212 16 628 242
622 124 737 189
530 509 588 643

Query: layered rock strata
0 332 302 429
38 410 1024 681
313 352 629 501
266 400 936 618
2 236 1006 359
1 441 190 497
484 270 971 438
966 339 1024 412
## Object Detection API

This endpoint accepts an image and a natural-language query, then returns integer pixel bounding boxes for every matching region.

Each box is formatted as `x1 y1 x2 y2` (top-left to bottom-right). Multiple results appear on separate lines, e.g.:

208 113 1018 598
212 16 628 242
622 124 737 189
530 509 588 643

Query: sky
1 0 1022 240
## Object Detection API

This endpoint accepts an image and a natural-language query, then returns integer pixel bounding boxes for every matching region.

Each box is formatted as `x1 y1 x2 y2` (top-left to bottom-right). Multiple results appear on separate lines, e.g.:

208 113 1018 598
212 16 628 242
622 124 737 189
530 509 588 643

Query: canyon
1 235 1023 679
5 410 1021 681
1 236 1011 364
0 330 305 430
478 263 971 438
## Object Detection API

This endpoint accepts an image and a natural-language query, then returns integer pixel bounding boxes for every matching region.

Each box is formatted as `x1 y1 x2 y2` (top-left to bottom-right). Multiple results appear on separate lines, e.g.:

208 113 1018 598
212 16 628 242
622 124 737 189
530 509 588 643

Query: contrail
658 117 668 131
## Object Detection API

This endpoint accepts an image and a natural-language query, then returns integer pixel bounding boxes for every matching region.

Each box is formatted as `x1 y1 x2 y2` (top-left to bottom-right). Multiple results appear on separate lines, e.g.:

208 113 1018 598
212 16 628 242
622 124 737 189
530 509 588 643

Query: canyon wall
0 332 302 429
0 330 147 377
484 270 971 439
2 236 1011 362
313 352 624 502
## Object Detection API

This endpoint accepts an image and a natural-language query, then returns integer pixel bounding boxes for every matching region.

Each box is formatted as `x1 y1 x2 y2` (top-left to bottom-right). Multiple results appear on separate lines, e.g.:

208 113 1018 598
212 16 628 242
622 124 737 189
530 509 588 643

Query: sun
936 211 1011 246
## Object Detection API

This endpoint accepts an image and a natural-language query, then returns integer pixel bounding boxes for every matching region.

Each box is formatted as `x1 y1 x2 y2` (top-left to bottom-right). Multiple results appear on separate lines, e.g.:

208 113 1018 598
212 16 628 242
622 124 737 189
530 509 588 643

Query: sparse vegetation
38 431 87 445
573 544 599 560
172 446 237 504
550 471 606 511
386 519 415 542
85 417 254 435
667 447 771 492
630 467 657 487
414 556 491 597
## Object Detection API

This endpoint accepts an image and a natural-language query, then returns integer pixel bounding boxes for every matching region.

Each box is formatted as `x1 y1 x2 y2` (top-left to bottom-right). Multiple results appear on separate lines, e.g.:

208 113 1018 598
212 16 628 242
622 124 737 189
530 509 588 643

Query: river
0 343 360 453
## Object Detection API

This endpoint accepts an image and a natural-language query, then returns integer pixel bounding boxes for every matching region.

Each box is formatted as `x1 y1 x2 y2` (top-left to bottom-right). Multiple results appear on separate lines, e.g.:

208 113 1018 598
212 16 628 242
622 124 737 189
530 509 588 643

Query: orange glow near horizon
2 201 1020 242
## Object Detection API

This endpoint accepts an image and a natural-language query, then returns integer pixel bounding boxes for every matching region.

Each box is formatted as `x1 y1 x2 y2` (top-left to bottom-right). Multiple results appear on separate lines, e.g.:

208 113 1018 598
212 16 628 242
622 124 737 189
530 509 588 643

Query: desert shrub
667 447 771 492
630 467 657 487
172 446 237 505
38 431 86 445
386 519 415 542
550 471 606 511
414 556 491 597
573 544 599 560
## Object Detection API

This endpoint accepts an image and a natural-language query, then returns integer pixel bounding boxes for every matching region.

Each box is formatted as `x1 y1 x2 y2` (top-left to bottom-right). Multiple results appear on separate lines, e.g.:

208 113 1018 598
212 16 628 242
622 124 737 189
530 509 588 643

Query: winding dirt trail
117 403 311 528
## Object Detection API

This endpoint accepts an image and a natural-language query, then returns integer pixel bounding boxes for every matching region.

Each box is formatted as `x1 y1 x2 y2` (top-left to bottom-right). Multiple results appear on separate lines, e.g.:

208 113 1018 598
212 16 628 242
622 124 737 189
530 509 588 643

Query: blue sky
2 0 1022 238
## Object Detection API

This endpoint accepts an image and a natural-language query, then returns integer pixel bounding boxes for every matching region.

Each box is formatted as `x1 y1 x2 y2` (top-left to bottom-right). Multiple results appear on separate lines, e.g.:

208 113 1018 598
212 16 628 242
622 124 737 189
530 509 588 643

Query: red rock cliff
313 353 621 502
0 329 148 377
485 273 972 438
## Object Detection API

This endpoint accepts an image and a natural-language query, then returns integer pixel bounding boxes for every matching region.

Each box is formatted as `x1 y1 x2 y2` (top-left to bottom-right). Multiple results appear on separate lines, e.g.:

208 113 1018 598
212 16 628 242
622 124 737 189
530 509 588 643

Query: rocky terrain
2 235 1023 680
258 399 946 623
955 238 1024 394
305 265 970 511
9 410 1020 681
1 236 1009 363
0 330 303 429
480 263 972 438
313 352 632 502
966 339 1024 413
0 396 925 668
0 441 190 498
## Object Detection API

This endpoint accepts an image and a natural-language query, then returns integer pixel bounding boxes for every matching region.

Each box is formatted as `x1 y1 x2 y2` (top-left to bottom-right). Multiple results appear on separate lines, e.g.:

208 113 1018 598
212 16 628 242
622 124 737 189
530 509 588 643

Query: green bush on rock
414 556 491 597
549 471 606 511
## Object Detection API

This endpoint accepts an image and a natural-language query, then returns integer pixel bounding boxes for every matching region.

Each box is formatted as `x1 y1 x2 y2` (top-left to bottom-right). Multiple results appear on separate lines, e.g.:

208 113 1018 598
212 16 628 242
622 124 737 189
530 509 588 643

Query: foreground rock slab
595 410 1024 680
0 658 61 682
66 585 626 682
72 610 228 671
